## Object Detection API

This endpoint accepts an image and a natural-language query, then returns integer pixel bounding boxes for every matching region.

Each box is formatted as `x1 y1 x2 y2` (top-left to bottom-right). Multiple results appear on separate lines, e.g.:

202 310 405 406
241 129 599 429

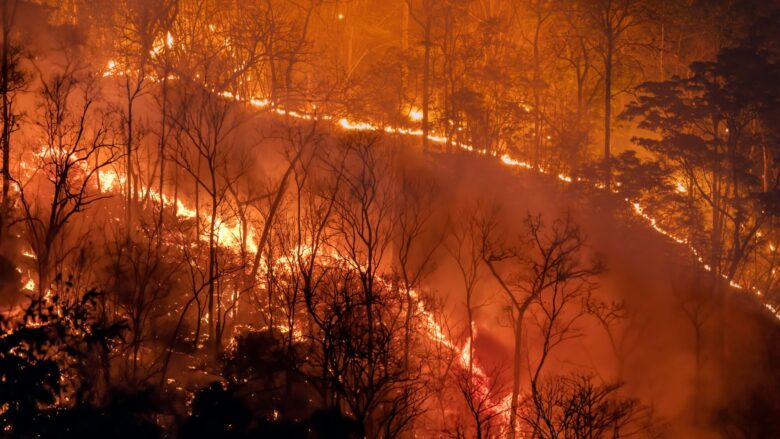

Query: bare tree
105 223 179 384
0 0 27 243
294 132 430 436
672 271 714 422
520 373 662 438
481 211 602 438
551 2 603 170
330 132 395 372
512 0 555 169
405 0 444 152
168 80 245 353
580 0 650 189
112 0 176 233
445 204 483 378
452 360 508 439
395 168 441 366
148 6 178 245
18 61 117 296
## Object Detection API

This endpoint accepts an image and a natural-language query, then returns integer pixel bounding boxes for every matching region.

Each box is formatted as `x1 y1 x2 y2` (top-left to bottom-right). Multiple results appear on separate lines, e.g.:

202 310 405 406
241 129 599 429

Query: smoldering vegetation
1 1 780 438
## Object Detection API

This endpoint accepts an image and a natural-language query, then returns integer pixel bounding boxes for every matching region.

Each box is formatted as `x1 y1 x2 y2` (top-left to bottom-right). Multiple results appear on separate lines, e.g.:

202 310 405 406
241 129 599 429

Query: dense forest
1 0 780 437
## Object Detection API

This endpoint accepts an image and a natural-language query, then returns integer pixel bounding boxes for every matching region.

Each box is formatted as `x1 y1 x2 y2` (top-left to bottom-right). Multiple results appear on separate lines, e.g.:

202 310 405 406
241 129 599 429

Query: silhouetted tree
520 374 662 438
0 0 27 244
18 59 118 295
482 211 602 438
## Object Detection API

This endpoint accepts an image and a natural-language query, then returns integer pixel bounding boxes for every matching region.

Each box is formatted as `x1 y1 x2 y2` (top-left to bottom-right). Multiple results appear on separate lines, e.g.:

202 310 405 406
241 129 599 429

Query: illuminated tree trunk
193 155 202 348
710 124 722 276
0 0 17 244
247 153 301 286
158 72 168 247
207 163 218 353
400 0 410 98
603 36 613 190
406 0 434 152
37 248 49 300
709 122 727 374
0 3 9 243
126 92 135 237
422 25 431 152
533 76 542 170
466 293 474 377
172 152 179 217
441 6 461 153
762 140 769 193
508 302 530 439
531 3 550 170
590 0 645 190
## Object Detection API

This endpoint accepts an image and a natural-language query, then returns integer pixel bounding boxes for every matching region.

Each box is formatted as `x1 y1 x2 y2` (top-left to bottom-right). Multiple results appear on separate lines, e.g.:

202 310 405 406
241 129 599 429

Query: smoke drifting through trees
0 0 779 437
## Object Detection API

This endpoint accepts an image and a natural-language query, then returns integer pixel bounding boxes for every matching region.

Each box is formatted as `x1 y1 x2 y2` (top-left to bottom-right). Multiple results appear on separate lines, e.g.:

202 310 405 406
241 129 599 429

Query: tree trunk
762 141 769 193
508 311 525 439
208 172 218 353
466 292 474 377
400 0 410 105
603 40 613 190
158 73 168 247
710 122 722 275
126 95 135 238
0 2 11 244
422 23 431 152
532 15 543 170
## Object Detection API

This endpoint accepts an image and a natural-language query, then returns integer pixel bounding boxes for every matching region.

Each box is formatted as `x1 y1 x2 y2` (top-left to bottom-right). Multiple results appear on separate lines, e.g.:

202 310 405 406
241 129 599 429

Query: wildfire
250 97 270 108
557 173 573 183
11 8 779 437
103 60 121 77
500 154 532 169
98 169 123 191
409 288 512 422
100 50 780 380
339 118 376 131
407 107 424 122
95 5 780 328
262 95 780 322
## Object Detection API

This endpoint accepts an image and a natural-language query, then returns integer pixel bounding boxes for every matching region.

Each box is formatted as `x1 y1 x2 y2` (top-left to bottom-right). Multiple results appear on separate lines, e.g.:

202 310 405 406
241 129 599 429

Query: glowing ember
23 279 36 291
407 107 424 122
